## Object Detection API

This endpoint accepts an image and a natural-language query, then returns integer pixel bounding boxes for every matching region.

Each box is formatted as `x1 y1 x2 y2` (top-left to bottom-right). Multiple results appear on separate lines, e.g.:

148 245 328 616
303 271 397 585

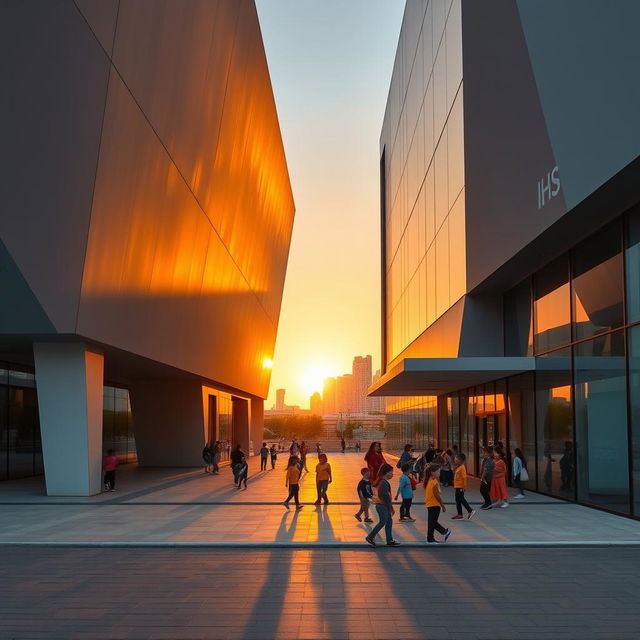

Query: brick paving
0 546 639 639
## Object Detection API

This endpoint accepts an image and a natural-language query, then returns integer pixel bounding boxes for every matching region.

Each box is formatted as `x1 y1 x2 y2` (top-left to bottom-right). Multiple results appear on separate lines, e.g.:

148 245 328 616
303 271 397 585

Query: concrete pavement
1 546 639 639
0 453 638 546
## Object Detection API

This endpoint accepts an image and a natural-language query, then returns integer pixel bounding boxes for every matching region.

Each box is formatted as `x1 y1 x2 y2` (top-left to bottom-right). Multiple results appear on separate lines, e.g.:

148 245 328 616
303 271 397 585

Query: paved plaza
1 454 640 639
1 546 640 639
0 453 638 546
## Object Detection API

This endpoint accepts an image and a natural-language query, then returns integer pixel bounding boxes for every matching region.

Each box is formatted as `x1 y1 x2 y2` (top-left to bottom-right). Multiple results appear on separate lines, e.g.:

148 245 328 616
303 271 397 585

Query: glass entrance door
475 415 496 475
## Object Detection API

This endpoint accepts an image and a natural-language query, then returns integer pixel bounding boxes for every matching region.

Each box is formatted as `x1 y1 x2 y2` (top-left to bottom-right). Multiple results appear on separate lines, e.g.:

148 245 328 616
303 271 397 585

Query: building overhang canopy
368 357 536 396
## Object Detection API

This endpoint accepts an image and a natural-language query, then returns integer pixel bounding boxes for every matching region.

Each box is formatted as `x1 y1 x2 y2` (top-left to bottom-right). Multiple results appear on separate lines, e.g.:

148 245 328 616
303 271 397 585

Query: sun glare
301 364 333 396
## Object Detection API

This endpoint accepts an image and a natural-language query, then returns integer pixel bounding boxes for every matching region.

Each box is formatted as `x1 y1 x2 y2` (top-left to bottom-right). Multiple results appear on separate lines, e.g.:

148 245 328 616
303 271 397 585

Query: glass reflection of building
374 1 640 518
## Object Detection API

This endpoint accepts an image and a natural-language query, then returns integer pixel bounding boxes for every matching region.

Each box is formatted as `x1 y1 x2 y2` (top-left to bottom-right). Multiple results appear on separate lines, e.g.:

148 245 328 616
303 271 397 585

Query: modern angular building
371 0 640 517
0 0 294 495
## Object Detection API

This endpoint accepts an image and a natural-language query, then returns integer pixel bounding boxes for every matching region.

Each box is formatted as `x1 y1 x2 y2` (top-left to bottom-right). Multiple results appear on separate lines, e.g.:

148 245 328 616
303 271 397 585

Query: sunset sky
256 0 405 409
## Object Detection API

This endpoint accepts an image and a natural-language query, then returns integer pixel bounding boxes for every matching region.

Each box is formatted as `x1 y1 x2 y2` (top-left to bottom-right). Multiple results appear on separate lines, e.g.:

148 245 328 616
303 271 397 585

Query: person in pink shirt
102 449 118 492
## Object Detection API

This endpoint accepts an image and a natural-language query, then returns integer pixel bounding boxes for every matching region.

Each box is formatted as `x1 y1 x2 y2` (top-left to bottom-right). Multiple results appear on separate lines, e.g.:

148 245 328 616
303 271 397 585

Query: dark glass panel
574 332 629 513
505 279 534 356
507 373 536 491
625 207 640 323
534 256 571 353
535 348 573 498
113 388 128 460
0 363 7 481
102 386 115 454
629 325 640 516
8 386 37 479
572 222 623 341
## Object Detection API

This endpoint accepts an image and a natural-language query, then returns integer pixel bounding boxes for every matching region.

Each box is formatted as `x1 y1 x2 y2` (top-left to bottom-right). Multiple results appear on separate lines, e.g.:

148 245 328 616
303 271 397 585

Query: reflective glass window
625 207 640 323
505 279 534 356
629 325 640 516
0 365 7 481
572 222 623 341
8 386 37 479
448 190 466 304
435 220 450 318
507 373 536 490
574 331 629 513
535 348 573 498
534 256 571 353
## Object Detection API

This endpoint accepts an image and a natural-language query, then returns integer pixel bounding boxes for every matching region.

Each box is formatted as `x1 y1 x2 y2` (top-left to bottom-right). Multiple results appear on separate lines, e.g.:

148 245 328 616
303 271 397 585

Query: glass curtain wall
507 373 536 490
574 331 629 513
102 385 137 463
384 396 436 453
218 394 233 461
0 364 39 480
0 362 136 481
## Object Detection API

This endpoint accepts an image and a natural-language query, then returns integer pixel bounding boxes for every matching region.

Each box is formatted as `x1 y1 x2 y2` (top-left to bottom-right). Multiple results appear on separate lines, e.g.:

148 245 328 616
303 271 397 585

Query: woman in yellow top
424 463 452 544
283 455 304 510
452 453 475 520
315 453 332 505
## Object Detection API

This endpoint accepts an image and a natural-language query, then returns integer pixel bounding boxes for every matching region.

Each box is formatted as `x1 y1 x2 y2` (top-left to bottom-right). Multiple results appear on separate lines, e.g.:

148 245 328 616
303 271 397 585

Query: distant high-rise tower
367 369 385 413
276 388 286 411
336 374 354 414
322 377 337 415
310 392 322 415
352 355 372 413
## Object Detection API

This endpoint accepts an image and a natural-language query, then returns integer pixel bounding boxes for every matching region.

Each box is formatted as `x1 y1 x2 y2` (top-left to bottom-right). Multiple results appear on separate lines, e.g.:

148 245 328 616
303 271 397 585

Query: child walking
395 463 415 522
103 449 118 492
365 463 401 547
424 464 452 544
283 455 304 510
354 467 374 522
314 453 332 505
451 453 475 520
236 454 248 490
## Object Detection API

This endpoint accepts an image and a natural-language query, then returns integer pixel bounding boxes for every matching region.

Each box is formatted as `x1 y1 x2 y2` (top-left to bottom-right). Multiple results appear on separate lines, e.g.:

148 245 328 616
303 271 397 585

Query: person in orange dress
490 448 509 508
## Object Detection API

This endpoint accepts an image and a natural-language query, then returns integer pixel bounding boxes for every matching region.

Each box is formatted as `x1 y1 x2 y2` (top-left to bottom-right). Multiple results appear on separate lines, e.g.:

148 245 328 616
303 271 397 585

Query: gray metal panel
462 0 566 292
111 0 294 324
76 71 277 399
516 0 640 211
74 0 119 55
0 239 55 333
368 356 535 396
0 0 110 332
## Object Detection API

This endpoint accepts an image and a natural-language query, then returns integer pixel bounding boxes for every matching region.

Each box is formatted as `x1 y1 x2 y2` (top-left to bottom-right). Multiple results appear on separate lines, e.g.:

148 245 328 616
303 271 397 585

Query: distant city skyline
271 354 386 413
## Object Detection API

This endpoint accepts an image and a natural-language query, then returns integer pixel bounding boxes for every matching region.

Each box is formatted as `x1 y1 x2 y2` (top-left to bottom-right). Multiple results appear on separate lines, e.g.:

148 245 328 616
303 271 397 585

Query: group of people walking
199 436 528 546
202 441 222 475
479 444 528 509
360 440 527 546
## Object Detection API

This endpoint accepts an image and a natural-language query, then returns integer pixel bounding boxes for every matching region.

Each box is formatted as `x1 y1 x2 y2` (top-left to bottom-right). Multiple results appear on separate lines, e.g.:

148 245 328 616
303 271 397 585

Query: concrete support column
129 379 206 467
33 342 104 496
250 397 264 457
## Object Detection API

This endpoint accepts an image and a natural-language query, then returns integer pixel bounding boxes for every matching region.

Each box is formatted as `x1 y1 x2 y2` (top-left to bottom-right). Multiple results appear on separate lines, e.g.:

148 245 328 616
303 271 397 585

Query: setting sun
300 364 334 396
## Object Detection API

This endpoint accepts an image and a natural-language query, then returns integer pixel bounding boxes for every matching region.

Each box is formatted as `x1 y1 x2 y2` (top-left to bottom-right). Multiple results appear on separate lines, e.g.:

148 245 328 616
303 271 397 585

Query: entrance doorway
474 413 507 475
